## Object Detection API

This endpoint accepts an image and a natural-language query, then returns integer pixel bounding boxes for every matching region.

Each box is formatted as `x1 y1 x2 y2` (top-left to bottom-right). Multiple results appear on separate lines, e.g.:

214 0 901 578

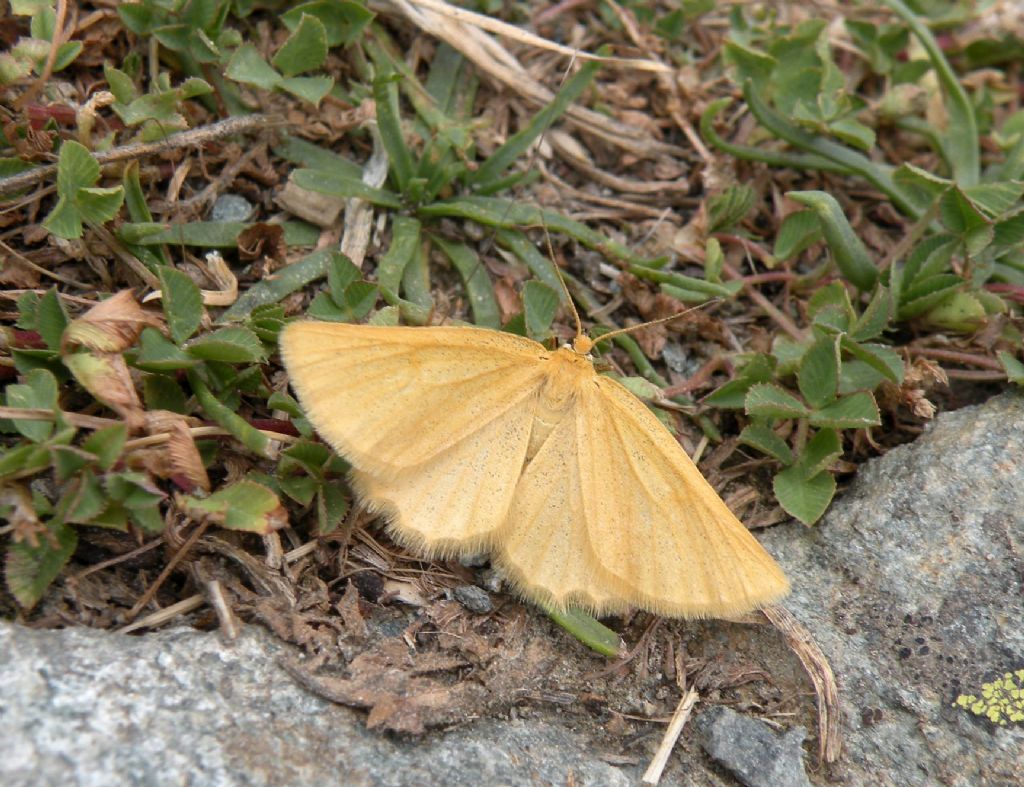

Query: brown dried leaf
0 254 41 288
62 351 145 430
283 637 484 734
336 580 368 638
237 223 286 264
62 290 164 353
137 411 211 492
0 483 46 547
200 252 238 307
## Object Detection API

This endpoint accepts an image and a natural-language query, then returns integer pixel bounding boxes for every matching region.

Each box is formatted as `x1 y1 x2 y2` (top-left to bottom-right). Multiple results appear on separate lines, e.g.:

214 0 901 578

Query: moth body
280 321 790 619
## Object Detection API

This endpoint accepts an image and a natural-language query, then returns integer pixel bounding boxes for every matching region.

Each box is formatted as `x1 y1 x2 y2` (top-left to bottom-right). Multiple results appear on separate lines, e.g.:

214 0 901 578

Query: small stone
453 585 493 614
696 706 810 787
210 194 254 222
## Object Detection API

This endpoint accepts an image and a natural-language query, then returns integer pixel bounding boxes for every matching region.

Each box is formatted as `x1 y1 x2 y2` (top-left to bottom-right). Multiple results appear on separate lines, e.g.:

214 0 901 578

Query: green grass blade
469 59 602 189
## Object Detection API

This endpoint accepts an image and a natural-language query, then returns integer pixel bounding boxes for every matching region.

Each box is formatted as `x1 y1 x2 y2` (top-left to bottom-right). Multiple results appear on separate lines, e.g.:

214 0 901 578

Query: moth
280 318 789 619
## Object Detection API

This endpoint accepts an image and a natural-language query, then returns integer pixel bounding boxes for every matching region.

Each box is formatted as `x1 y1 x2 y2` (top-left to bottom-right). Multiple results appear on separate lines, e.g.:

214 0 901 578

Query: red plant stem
908 346 1003 370
662 356 730 397
722 262 806 342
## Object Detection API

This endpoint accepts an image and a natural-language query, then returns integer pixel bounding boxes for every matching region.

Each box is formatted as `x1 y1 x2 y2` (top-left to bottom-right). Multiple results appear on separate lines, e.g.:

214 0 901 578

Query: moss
954 669 1024 726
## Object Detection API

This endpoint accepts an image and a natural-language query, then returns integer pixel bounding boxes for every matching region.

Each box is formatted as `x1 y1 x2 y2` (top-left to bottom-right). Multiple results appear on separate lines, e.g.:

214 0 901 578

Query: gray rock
210 194 254 223
696 706 810 787
761 391 1024 786
0 622 630 787
453 584 493 614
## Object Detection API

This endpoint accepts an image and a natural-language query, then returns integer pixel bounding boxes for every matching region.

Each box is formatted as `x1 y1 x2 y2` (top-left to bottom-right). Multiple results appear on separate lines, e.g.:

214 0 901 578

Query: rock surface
695 706 810 787
760 391 1024 785
0 622 631 787
2 393 1021 786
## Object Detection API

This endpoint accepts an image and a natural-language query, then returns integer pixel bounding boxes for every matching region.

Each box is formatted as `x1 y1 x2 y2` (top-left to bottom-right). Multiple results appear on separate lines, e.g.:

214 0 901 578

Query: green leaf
134 327 198 372
840 339 903 385
434 236 501 329
797 334 840 409
5 520 78 609
998 351 1024 384
339 282 379 322
182 480 286 533
738 423 793 464
138 221 317 248
797 428 842 479
523 281 559 341
279 76 334 106
745 383 809 419
272 14 327 77
850 286 893 342
839 360 888 395
704 237 724 283
327 253 361 299
898 274 963 318
142 374 189 413
544 607 621 657
185 327 266 363
280 439 334 477
63 470 110 524
961 181 1024 216
883 0 978 186
788 191 878 291
704 354 776 409
921 291 987 332
316 481 348 535
35 287 69 351
808 391 880 429
226 44 281 90
187 370 274 459
105 470 165 510
723 39 776 94
708 184 755 232
0 443 51 480
419 196 645 266
76 185 125 225
5 368 59 442
279 474 318 506
158 267 203 343
773 465 836 525
774 209 822 260
282 1 375 48
82 422 128 471
220 249 335 323
377 215 421 293
469 58 602 189
55 140 100 194
372 64 413 192
41 198 81 240
291 168 402 208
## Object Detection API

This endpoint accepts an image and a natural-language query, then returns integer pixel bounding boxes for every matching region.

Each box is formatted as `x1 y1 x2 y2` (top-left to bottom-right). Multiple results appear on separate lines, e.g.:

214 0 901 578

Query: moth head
571 334 594 355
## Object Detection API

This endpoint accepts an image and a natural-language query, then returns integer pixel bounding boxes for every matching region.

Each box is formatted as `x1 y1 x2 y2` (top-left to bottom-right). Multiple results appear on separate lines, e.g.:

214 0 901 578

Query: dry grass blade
343 128 390 269
384 0 683 158
762 604 842 764
641 686 699 786
116 593 205 634
402 0 671 72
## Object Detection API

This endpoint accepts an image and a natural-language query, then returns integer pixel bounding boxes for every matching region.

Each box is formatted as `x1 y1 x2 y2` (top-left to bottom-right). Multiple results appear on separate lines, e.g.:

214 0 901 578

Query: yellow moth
279 319 789 619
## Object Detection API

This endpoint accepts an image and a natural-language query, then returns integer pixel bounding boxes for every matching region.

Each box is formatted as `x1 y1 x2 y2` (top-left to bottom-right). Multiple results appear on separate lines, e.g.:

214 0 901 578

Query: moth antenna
540 219 585 343
594 299 722 346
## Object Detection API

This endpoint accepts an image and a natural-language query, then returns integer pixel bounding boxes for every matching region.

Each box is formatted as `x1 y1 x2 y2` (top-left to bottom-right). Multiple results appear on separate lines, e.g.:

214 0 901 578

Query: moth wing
351 388 538 556
280 322 549 476
495 412 625 613
577 376 790 618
